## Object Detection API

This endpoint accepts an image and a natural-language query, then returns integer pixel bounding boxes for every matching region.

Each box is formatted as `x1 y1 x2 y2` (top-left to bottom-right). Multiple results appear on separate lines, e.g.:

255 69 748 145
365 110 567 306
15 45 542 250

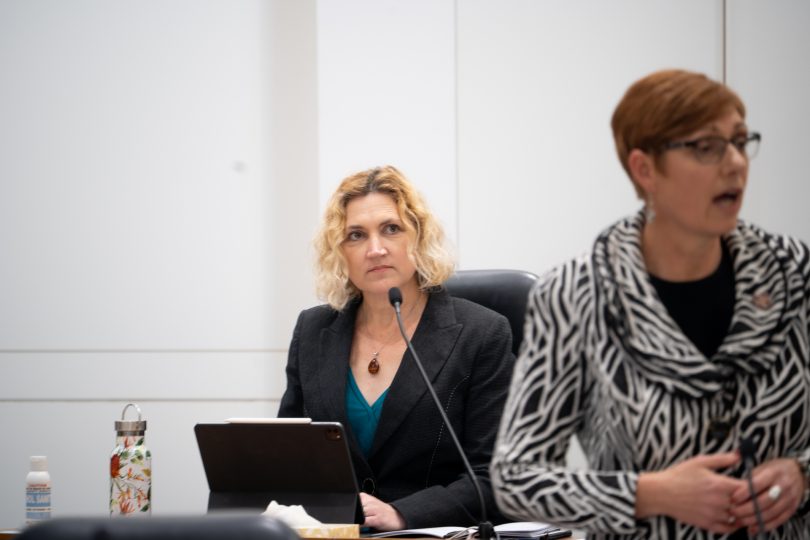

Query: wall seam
722 0 727 83
453 0 461 267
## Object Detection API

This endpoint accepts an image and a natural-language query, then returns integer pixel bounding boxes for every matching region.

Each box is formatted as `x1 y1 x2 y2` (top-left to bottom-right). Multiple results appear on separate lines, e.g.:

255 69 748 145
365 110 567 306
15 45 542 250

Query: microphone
388 287 495 540
740 437 765 540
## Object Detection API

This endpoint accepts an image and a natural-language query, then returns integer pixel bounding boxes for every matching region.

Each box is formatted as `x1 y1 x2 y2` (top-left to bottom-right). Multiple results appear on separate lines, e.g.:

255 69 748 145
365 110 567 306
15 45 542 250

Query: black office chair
444 269 539 356
18 515 299 540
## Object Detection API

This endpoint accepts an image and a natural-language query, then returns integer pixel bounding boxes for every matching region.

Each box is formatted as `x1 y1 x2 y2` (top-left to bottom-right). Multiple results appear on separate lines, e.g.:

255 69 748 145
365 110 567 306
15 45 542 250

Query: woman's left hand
360 492 406 531
729 457 805 534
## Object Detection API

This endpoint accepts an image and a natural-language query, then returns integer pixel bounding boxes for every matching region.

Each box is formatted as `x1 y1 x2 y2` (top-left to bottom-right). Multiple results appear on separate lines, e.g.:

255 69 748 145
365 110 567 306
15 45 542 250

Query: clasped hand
360 492 407 531
637 452 805 535
728 457 805 535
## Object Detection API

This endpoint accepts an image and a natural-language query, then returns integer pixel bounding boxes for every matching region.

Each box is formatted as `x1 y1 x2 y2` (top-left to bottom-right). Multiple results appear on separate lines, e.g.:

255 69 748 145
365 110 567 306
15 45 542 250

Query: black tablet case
194 422 363 524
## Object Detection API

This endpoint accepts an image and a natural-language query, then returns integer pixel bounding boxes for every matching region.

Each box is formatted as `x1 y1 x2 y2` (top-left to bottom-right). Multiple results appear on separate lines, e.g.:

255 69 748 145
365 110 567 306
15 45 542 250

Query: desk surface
0 533 581 540
1 527 580 540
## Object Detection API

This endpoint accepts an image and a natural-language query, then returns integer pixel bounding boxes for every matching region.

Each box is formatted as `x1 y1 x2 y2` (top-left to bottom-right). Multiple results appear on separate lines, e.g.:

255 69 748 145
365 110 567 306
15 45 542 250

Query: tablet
194 421 362 524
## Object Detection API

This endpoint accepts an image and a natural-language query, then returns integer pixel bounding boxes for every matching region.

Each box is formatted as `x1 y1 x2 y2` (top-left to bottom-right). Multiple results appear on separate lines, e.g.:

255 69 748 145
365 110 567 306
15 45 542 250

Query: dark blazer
278 289 515 528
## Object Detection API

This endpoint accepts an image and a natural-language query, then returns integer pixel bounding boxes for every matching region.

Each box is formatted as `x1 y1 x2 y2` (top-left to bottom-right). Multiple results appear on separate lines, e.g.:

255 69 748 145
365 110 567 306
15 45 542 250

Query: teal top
346 370 389 457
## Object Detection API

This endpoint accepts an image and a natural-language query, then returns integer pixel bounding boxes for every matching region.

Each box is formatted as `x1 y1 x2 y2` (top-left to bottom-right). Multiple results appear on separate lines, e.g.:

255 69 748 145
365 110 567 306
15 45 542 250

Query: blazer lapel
368 291 462 457
315 300 372 468
316 302 357 436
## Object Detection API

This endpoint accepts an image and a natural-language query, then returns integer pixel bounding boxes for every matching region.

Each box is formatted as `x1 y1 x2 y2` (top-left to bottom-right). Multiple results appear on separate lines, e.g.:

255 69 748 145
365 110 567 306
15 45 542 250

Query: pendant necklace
366 294 422 375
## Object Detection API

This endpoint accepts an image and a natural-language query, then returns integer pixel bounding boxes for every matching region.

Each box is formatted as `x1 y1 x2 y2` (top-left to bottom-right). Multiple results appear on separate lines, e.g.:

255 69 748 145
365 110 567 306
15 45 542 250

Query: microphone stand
388 287 495 540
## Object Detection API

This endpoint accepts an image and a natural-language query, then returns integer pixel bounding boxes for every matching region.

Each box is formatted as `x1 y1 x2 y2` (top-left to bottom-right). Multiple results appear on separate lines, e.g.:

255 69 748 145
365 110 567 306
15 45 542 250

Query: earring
645 198 656 223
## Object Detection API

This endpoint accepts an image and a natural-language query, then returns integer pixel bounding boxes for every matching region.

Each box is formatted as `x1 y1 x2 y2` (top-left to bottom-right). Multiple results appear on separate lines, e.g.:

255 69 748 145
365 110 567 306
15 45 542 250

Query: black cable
740 438 766 540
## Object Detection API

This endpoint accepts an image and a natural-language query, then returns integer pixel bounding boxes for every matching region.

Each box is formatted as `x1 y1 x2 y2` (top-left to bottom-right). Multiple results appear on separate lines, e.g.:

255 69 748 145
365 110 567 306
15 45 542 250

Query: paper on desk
494 522 563 538
366 522 563 539
364 526 471 538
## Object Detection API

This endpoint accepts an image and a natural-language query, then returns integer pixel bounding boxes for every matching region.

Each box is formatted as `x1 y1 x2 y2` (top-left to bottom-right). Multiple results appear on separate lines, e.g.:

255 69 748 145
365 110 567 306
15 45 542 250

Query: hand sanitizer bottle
26 455 51 525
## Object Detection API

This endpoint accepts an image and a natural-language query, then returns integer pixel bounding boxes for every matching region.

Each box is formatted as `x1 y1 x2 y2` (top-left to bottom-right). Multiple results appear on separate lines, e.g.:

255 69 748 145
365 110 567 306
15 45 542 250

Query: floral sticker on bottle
110 403 151 516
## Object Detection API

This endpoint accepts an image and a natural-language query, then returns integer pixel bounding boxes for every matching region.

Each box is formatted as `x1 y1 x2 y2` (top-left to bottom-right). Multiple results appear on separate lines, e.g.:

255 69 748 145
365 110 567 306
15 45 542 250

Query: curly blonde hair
315 165 455 310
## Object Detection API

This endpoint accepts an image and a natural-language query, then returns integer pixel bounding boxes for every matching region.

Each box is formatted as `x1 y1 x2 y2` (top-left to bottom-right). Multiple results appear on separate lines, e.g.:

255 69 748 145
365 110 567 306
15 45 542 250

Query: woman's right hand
359 492 406 532
635 452 748 534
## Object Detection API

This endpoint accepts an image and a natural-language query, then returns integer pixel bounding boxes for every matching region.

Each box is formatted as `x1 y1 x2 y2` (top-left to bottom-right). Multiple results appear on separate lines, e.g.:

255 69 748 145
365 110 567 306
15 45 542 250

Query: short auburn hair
611 69 746 197
314 165 455 310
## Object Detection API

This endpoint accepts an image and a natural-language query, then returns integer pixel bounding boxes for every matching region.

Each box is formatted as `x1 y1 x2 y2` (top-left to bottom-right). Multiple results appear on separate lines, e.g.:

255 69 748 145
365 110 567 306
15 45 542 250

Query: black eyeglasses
662 132 761 164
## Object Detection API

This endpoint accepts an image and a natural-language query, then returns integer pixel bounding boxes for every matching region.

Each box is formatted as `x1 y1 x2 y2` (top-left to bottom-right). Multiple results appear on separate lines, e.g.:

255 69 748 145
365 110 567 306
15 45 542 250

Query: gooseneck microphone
388 287 495 540
740 437 766 540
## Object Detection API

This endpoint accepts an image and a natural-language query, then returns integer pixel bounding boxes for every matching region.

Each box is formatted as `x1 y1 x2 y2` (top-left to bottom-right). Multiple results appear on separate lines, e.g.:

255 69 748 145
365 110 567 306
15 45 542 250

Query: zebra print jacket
491 211 810 539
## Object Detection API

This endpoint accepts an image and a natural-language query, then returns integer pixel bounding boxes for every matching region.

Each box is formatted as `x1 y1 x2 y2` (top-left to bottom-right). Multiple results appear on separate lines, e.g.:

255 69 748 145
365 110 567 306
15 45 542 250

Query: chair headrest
445 269 538 356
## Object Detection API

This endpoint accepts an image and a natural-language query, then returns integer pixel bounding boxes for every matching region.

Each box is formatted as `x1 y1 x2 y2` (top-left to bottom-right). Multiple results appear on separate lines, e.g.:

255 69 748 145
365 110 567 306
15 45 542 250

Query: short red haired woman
279 166 514 531
491 69 810 539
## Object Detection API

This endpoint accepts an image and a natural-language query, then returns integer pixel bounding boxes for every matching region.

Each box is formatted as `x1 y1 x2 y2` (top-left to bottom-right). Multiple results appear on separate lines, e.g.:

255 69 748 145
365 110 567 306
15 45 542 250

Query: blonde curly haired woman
279 166 514 531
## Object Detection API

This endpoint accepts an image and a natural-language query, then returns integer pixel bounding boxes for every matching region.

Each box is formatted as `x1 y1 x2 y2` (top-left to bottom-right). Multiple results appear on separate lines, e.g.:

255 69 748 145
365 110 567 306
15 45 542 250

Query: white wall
0 0 317 527
1 0 809 530
456 0 724 273
316 0 458 245
726 0 810 242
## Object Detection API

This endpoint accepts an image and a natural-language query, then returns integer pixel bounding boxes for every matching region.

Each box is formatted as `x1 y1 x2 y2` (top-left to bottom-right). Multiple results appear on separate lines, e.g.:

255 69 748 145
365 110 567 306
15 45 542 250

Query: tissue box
294 524 360 538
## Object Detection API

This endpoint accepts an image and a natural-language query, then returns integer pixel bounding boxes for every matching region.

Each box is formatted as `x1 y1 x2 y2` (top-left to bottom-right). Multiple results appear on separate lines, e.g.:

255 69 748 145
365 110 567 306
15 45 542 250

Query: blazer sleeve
277 310 305 417
391 308 515 527
490 260 641 535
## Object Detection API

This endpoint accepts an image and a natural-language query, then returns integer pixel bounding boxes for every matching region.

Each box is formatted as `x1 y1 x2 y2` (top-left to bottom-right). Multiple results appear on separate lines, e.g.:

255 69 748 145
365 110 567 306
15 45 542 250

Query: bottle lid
30 456 48 471
115 403 147 434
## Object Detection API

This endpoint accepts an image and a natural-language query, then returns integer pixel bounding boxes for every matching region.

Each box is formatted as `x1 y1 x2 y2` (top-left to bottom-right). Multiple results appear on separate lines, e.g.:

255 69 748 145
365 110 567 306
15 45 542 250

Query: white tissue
262 500 323 527
262 500 360 538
